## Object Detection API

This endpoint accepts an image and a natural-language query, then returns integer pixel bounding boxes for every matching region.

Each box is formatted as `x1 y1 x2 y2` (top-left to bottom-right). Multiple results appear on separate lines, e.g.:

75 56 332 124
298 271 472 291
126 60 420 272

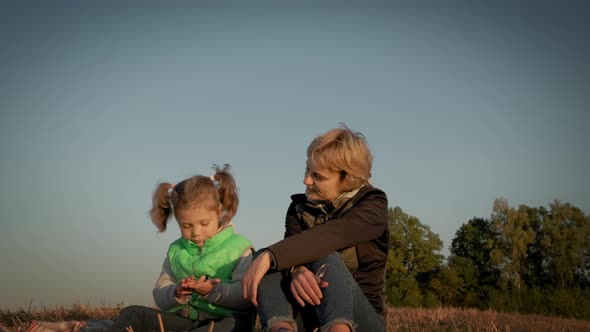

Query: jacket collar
306 185 364 214
179 224 235 255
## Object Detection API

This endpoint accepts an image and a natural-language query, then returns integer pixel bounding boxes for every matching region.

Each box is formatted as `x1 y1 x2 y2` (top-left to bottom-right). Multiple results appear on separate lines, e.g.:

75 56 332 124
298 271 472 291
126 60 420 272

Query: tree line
385 199 590 319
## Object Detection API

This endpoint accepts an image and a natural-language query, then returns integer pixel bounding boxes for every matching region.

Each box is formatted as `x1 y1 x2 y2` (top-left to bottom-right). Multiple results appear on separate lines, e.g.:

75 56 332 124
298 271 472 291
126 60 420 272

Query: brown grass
386 307 590 332
0 303 121 332
2 305 590 331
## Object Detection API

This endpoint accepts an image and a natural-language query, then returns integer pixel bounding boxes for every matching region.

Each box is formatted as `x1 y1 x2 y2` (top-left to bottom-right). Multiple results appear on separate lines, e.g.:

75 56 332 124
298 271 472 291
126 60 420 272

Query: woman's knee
322 320 356 332
310 252 354 286
264 317 297 332
311 252 345 270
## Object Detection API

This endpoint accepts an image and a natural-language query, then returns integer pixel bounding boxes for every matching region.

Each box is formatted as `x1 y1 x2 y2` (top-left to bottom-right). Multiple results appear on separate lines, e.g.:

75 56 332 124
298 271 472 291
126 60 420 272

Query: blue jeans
257 252 385 332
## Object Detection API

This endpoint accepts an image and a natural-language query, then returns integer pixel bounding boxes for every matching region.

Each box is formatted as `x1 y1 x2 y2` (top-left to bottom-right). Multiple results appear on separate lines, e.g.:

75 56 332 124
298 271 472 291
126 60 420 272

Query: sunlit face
304 159 344 202
175 205 221 247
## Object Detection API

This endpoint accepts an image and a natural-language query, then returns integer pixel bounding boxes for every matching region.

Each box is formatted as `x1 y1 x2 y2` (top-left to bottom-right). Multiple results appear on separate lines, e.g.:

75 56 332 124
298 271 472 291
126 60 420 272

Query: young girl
28 164 255 332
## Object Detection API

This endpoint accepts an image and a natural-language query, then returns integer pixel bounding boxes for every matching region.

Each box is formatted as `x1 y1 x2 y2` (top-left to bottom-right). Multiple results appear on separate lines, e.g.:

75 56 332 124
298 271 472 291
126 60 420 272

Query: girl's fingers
208 278 221 285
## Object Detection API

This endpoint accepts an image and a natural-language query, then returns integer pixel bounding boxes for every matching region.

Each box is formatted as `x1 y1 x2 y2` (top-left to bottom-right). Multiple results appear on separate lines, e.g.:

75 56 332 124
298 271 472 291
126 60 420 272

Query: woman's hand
242 250 272 306
290 266 329 306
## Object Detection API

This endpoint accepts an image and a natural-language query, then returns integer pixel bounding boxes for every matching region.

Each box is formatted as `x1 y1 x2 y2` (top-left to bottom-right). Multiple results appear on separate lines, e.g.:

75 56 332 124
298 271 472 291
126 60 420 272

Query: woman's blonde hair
149 164 238 232
307 124 373 191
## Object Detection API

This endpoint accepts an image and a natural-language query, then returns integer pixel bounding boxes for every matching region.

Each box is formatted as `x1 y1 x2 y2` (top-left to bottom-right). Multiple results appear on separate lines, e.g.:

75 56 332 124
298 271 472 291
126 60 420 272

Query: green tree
429 259 468 306
441 199 590 318
521 206 551 288
491 198 536 289
446 217 500 307
386 206 444 306
540 200 590 288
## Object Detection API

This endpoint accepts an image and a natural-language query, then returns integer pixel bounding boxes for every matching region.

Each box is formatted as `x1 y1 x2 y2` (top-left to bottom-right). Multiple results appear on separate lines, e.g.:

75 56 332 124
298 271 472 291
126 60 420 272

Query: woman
242 125 389 332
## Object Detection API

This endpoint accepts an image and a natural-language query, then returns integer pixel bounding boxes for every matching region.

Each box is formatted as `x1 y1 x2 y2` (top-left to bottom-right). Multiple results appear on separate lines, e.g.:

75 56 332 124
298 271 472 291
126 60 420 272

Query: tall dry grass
386 307 590 332
1 303 121 332
2 304 590 331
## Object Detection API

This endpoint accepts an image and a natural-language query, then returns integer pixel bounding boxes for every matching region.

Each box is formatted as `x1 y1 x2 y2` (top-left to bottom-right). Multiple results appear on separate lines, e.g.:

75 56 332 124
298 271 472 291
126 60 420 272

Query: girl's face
303 159 344 202
175 205 221 247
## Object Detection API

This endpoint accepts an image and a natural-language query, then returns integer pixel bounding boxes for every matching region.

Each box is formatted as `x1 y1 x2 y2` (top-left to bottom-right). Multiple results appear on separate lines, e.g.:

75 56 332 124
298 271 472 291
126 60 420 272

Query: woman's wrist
290 265 307 275
259 249 277 269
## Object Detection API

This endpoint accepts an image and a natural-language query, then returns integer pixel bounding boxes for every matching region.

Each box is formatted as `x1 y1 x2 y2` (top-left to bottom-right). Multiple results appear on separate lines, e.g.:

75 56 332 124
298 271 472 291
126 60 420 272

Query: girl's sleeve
153 256 190 310
200 247 254 310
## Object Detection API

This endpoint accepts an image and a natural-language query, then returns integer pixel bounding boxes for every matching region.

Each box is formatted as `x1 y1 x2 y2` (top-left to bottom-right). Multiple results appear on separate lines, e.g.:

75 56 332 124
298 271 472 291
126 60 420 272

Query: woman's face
303 159 344 202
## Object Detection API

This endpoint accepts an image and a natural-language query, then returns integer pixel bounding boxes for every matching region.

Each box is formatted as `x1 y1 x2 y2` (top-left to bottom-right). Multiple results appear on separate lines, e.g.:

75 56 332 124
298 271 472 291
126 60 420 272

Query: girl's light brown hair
150 164 239 232
307 124 373 191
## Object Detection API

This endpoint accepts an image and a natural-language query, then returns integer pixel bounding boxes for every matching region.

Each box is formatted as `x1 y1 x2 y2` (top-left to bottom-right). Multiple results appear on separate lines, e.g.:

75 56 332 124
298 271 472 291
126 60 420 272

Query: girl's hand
289 266 329 307
184 275 221 296
242 250 272 306
176 276 195 298
176 275 220 297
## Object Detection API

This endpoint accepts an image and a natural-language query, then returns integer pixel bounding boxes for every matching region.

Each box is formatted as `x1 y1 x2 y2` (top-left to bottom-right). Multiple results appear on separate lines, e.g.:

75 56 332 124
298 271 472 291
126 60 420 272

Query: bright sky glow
1 1 588 310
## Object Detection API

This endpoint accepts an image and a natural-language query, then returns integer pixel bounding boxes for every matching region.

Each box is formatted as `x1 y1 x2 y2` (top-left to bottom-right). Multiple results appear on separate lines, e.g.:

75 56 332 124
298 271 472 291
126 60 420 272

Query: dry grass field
386 307 590 332
1 304 590 331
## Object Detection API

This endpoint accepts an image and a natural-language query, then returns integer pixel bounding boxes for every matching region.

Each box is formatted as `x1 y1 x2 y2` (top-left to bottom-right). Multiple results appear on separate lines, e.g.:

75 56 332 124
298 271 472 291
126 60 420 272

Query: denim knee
321 318 357 332
262 316 297 332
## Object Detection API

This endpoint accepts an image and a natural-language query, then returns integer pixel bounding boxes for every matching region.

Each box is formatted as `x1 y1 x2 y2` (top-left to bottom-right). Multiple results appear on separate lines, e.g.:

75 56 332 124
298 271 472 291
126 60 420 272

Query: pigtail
212 164 239 226
150 182 174 232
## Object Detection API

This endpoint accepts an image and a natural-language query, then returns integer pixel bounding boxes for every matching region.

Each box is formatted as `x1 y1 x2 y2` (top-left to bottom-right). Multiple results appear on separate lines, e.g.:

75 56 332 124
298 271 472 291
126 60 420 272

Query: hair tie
167 183 176 197
210 175 220 188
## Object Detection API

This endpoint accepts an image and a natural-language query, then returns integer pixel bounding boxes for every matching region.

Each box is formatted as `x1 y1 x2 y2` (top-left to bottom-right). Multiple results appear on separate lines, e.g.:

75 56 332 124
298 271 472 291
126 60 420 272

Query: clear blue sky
1 1 588 310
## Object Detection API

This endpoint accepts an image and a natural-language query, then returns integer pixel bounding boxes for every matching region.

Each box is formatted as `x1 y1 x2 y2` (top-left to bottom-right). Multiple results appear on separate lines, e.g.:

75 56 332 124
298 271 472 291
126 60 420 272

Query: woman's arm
200 248 254 310
152 256 189 310
267 190 388 270
243 189 387 306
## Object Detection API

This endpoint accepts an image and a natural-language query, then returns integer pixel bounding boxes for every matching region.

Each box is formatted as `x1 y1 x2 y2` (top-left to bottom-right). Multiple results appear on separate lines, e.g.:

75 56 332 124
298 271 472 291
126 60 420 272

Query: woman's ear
339 171 350 192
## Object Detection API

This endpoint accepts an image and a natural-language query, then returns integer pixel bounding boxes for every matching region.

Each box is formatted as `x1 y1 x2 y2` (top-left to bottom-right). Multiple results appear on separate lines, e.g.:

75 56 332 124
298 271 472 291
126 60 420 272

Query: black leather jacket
267 185 390 315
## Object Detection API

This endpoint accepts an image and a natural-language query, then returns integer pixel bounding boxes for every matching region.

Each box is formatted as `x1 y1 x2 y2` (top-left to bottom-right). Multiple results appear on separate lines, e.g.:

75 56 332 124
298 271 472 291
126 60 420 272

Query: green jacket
167 227 252 320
